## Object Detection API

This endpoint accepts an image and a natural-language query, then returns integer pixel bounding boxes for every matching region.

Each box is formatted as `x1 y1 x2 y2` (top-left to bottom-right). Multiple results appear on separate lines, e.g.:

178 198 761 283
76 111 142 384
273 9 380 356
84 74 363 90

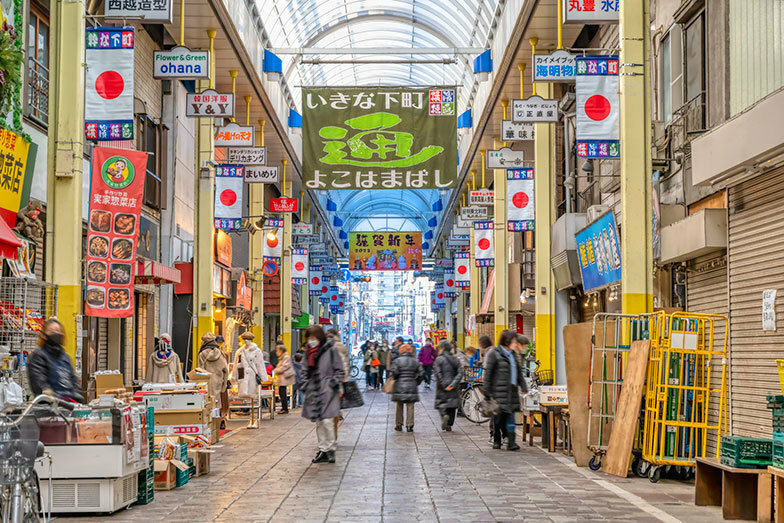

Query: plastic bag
5 380 23 405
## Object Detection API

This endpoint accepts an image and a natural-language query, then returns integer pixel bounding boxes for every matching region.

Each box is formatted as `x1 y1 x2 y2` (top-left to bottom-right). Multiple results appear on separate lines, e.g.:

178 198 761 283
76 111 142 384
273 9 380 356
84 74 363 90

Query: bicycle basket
462 365 483 383
0 414 41 486
535 369 554 387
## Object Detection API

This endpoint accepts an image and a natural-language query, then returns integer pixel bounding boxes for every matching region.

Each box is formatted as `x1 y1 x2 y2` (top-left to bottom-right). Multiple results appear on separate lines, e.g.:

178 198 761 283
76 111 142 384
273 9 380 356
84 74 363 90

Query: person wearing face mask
301 325 345 464
28 318 84 402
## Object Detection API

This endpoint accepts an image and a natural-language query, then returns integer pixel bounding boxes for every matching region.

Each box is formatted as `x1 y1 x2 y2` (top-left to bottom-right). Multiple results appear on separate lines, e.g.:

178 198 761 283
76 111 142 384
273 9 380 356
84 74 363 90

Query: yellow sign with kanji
0 129 34 223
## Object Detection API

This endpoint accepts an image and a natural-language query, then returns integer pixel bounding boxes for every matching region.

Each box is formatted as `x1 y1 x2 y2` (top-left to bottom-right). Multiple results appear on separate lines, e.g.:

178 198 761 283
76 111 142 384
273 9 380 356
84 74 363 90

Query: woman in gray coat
302 325 345 464
434 340 462 431
389 344 424 432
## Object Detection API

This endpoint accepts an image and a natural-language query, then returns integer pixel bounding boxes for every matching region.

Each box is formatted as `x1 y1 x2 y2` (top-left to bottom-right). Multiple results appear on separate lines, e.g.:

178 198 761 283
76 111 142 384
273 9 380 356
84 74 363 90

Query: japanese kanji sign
575 210 622 291
153 46 209 79
512 96 559 123
227 147 266 165
534 50 577 82
186 89 234 118
0 129 35 225
469 189 494 206
214 123 254 147
214 165 243 230
454 252 470 288
86 147 147 318
507 168 535 232
293 223 313 235
501 121 535 141
473 221 494 267
459 205 488 222
349 232 422 271
105 0 172 23
563 0 619 24
576 56 620 159
244 166 278 183
302 87 457 190
270 197 297 213
85 27 134 141
292 248 309 285
486 147 525 169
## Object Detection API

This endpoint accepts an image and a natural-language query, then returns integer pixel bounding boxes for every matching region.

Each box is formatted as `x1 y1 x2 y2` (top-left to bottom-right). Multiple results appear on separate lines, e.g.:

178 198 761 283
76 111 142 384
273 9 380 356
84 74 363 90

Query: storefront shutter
728 167 784 438
687 253 727 457
98 318 109 371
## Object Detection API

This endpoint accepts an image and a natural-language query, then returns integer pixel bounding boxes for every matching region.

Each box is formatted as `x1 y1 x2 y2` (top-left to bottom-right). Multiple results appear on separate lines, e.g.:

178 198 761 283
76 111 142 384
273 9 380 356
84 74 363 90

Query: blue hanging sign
575 210 622 292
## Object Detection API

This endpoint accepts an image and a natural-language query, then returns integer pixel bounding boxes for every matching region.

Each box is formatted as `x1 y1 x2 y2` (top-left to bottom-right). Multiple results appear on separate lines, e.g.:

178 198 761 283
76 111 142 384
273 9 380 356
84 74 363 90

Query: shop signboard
227 146 266 165
0 129 36 225
473 221 494 267
575 210 622 291
563 0 619 24
302 87 457 190
349 232 422 271
459 205 488 221
501 121 535 142
213 264 230 297
186 89 234 118
214 165 243 230
487 147 525 169
235 271 252 310
507 168 535 232
243 166 278 183
105 0 173 23
293 234 319 245
85 147 148 318
434 258 453 268
469 189 493 206
5 233 35 279
153 46 209 79
533 50 577 82
270 197 298 213
85 27 134 141
214 123 254 147
137 214 159 260
511 96 558 123
447 237 469 248
456 216 474 229
266 218 284 228
576 56 620 159
214 230 232 267
293 223 313 235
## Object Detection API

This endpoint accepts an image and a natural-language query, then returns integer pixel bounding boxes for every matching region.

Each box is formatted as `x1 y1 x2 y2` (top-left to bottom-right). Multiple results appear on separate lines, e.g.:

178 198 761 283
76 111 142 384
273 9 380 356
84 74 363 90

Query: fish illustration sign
302 87 457 190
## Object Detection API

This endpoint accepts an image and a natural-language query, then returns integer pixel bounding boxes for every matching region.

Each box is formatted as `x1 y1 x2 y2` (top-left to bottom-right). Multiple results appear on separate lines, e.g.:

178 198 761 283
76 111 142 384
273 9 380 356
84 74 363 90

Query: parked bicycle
349 354 362 379
459 365 489 424
0 394 76 523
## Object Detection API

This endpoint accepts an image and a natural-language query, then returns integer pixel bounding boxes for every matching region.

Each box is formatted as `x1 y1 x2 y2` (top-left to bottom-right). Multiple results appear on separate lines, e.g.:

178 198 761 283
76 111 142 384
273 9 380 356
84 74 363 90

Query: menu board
85 147 147 317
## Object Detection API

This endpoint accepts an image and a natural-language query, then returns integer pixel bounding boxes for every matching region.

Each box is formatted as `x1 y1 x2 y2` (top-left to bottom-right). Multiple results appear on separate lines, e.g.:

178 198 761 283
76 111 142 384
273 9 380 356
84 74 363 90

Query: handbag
371 358 380 367
382 377 395 394
478 398 500 417
340 380 364 409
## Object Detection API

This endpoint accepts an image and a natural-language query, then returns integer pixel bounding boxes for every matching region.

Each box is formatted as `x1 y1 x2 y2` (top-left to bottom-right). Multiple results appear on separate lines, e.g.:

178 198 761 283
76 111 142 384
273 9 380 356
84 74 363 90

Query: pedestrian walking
434 340 462 431
28 318 84 403
326 329 348 437
274 344 295 414
455 345 471 369
484 330 528 451
301 325 345 464
390 344 424 432
364 343 380 389
292 353 305 409
377 341 389 387
417 337 437 389
478 335 493 363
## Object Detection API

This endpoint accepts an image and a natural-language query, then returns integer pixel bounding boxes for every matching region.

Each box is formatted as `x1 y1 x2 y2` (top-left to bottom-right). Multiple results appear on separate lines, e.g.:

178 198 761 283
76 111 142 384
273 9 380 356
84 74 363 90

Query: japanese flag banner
435 284 445 307
263 228 282 258
85 27 134 141
454 252 470 288
473 221 494 267
576 56 620 159
328 286 339 306
292 248 309 284
214 165 243 230
309 265 323 296
443 271 456 297
85 147 147 318
507 168 535 232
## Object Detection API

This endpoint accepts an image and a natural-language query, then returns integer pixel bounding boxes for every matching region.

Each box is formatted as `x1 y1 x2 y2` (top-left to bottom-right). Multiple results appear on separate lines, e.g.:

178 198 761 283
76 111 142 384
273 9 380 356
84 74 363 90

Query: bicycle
349 354 362 379
459 366 489 424
0 395 76 523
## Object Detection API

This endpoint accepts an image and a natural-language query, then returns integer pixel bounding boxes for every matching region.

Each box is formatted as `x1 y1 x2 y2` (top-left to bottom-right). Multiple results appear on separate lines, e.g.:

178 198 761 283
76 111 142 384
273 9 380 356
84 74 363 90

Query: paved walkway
57 387 721 522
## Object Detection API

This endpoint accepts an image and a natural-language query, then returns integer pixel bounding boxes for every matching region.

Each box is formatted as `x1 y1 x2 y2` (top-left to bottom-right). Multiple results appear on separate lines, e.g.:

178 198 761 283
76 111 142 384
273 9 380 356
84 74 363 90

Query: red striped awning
0 218 21 261
136 259 181 285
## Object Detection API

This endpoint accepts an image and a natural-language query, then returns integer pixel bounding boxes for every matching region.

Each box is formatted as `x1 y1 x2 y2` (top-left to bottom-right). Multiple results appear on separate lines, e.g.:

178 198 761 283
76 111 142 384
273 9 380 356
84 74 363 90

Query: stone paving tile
54 386 724 522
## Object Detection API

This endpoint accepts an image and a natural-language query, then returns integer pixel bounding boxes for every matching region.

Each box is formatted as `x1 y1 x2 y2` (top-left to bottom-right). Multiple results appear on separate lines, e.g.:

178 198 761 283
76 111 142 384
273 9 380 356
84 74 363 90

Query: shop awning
136 259 181 285
0 218 21 260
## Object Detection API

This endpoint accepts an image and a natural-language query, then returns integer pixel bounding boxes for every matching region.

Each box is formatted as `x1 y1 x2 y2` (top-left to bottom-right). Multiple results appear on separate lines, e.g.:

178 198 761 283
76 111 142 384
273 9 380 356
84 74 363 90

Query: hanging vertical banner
473 221 494 267
85 147 148 318
443 271 456 297
430 291 437 312
85 27 134 141
576 55 620 159
263 228 282 259
214 165 244 230
309 265 325 296
327 285 339 307
575 210 622 291
507 168 535 231
435 284 445 308
291 248 309 284
454 252 470 288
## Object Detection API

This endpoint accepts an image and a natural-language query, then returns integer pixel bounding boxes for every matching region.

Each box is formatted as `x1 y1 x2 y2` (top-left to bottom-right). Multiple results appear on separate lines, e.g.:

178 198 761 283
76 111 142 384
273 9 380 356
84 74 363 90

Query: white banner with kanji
454 252 470 288
576 56 620 159
473 221 494 267
292 248 308 284
507 168 535 232
444 271 456 297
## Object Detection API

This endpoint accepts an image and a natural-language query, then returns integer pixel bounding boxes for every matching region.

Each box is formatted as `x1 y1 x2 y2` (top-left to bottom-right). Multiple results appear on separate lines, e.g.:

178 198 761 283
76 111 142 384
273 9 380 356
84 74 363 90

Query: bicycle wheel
461 386 489 424
351 365 360 379
22 478 41 523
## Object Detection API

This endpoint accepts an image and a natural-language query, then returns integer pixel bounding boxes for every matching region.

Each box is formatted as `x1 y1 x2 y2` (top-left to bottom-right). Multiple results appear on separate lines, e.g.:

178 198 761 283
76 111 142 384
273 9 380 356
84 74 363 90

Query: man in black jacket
28 318 83 403
484 331 528 450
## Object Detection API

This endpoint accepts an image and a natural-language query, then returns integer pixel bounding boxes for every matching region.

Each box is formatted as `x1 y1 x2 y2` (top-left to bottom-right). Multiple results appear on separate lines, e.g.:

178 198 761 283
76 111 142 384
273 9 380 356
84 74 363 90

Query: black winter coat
28 343 83 402
434 351 462 411
390 352 424 403
483 347 527 413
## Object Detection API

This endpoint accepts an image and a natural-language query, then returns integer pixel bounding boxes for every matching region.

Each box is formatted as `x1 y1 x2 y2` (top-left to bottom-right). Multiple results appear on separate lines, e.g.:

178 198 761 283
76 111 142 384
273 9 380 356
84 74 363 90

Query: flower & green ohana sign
153 46 210 80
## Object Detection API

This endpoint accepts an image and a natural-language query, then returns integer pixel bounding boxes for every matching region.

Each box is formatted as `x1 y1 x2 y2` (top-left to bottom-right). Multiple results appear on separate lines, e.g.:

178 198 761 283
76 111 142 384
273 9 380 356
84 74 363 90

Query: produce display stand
766 466 784 523
694 457 772 522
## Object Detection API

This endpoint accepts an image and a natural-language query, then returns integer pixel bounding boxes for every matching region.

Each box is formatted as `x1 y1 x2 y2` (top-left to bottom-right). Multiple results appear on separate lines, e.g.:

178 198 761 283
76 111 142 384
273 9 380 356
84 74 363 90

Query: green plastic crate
720 436 772 469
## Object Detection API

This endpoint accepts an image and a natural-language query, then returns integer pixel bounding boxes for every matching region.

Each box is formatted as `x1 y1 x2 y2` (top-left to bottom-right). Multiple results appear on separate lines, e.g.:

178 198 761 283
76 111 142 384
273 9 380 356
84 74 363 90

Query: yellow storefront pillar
249 120 265 342
493 165 508 342
192 37 217 367
46 0 86 364
620 0 654 314
469 227 480 347
456 291 466 350
534 81 556 372
280 160 293 352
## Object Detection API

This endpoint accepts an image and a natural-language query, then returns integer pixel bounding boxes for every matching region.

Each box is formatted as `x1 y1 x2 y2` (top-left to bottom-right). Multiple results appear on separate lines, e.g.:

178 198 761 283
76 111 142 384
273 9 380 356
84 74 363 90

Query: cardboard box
154 408 210 427
153 459 188 490
187 368 214 398
539 385 568 406
95 373 124 395
144 392 208 411
187 449 211 477
210 417 221 444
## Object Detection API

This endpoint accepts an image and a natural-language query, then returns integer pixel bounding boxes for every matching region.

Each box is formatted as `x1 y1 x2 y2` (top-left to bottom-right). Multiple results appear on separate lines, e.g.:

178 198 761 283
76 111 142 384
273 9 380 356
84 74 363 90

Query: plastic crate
774 440 784 469
721 436 773 469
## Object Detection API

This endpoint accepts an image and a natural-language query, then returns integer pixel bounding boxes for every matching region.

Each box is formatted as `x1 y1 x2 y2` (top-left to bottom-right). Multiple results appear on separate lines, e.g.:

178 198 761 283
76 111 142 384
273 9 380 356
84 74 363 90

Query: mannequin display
145 333 184 383
233 331 268 398
197 332 230 412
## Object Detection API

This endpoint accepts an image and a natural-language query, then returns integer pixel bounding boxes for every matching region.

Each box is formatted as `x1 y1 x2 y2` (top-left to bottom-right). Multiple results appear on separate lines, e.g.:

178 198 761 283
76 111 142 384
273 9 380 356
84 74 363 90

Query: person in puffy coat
198 332 229 409
484 330 528 451
233 331 268 398
434 340 462 431
28 318 84 403
417 338 437 389
274 344 295 414
302 325 345 464
390 344 424 432
363 343 380 390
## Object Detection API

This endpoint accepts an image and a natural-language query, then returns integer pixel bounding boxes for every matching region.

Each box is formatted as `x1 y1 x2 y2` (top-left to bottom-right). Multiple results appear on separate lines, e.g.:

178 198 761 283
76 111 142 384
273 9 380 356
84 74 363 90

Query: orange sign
215 230 232 267
235 271 252 310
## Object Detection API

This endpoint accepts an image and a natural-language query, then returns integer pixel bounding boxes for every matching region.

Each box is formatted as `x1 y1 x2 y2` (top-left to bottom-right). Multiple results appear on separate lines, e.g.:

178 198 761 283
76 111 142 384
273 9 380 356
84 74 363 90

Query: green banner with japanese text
302 87 457 190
